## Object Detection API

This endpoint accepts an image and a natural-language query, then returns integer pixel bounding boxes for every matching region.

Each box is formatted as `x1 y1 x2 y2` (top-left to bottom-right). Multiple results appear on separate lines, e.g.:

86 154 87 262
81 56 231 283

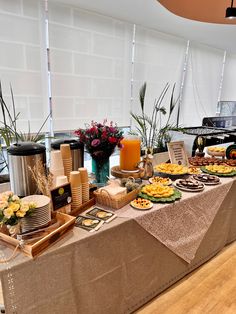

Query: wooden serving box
0 212 76 258
70 197 96 216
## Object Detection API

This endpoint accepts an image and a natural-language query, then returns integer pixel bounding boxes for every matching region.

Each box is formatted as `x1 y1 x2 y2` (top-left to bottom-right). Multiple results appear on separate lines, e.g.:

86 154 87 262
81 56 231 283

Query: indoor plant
130 82 182 155
75 120 123 184
0 81 50 178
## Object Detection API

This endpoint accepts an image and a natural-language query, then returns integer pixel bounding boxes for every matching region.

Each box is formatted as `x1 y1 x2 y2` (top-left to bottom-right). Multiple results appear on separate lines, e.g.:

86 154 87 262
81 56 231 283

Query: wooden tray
111 166 144 179
0 212 76 258
70 198 96 216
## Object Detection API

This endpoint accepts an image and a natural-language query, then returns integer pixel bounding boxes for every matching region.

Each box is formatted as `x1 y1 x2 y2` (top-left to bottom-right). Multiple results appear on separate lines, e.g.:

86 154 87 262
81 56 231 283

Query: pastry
130 198 153 210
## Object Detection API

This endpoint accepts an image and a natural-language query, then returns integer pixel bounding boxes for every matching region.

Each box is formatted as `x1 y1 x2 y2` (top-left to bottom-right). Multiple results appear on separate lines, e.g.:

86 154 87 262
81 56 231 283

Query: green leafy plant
130 82 182 152
0 82 50 173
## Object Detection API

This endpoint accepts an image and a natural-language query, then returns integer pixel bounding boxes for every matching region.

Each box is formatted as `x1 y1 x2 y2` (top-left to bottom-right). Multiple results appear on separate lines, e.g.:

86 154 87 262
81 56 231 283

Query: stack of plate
21 195 51 233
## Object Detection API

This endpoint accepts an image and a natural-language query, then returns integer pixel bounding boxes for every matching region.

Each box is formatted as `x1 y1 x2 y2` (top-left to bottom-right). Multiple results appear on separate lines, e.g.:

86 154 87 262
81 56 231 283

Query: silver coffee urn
7 142 46 197
51 139 84 170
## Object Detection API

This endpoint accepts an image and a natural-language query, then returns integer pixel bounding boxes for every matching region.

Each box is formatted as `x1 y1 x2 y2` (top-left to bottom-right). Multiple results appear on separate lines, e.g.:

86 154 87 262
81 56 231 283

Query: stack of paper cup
50 150 64 187
56 175 68 187
79 167 89 203
60 144 72 180
70 171 82 210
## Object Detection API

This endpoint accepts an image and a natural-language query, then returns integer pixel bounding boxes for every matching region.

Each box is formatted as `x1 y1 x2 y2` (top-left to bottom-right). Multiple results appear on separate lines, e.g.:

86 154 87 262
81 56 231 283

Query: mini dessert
130 198 153 210
193 174 220 185
175 179 204 192
188 166 201 174
154 163 188 175
141 183 174 198
149 176 172 185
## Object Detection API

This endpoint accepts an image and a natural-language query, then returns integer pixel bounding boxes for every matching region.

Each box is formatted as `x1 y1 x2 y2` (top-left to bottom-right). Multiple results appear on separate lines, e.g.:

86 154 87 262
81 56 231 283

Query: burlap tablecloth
117 177 234 262
0 178 235 314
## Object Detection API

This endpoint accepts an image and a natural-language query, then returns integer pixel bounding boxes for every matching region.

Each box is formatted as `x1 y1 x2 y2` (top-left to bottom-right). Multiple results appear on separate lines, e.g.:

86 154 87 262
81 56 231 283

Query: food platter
192 174 221 185
154 163 189 180
201 166 236 177
174 179 204 192
139 184 182 203
149 176 172 185
130 198 153 210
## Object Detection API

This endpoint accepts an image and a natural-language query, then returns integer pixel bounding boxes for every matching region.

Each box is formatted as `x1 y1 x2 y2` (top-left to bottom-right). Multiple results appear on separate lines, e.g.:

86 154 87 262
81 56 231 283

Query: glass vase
92 157 110 185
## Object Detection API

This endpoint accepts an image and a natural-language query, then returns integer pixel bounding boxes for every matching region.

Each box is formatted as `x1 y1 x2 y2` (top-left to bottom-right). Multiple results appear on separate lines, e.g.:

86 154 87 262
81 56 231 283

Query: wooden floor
136 241 236 314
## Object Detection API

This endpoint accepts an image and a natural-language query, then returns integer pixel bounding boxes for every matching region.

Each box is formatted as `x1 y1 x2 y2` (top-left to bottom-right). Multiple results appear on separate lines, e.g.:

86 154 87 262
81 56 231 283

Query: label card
167 141 189 166
50 183 72 211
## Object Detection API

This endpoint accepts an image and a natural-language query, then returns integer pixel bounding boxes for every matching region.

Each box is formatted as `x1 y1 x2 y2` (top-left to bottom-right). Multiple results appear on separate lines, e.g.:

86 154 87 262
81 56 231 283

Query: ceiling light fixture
226 0 236 19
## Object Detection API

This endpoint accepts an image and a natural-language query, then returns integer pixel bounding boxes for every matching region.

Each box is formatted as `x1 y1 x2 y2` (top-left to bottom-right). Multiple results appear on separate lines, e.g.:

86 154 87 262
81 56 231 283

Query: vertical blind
180 43 224 126
132 26 187 128
48 2 133 131
0 0 234 134
0 0 49 133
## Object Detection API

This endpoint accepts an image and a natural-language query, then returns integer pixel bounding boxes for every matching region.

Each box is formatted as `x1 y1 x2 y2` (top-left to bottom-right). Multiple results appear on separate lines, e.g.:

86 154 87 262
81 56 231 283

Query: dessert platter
174 178 204 192
154 163 188 180
207 146 226 157
201 165 236 177
149 176 172 185
189 156 236 167
192 174 220 185
139 183 182 203
130 198 153 210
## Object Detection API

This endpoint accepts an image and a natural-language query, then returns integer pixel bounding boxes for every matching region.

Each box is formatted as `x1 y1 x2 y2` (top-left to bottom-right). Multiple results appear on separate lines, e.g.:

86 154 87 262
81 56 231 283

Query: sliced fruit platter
154 163 188 180
201 165 236 177
130 198 153 210
193 174 220 185
149 176 172 185
174 178 204 192
138 183 182 203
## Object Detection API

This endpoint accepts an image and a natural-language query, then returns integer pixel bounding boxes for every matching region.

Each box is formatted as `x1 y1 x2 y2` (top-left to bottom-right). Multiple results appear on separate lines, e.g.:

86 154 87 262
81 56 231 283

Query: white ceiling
51 0 236 53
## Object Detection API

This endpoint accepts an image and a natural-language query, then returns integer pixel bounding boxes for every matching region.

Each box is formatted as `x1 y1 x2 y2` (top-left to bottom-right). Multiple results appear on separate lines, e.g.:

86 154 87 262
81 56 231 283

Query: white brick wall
0 0 48 133
49 3 132 131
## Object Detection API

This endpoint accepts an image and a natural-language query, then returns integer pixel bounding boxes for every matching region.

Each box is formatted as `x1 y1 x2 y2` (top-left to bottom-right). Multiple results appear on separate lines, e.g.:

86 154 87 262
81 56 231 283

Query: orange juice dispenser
120 136 141 171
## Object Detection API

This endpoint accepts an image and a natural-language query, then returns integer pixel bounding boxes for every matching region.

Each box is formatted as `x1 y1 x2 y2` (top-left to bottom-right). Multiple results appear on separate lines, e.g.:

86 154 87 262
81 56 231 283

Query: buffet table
0 178 236 314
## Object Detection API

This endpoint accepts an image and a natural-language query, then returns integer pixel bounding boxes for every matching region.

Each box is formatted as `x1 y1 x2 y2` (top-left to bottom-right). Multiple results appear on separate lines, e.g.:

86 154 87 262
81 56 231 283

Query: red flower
108 137 117 144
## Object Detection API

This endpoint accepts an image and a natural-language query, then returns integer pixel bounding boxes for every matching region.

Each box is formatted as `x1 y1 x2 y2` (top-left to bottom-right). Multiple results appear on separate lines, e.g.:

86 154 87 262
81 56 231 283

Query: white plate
22 195 51 208
130 200 153 210
192 174 221 185
174 179 204 192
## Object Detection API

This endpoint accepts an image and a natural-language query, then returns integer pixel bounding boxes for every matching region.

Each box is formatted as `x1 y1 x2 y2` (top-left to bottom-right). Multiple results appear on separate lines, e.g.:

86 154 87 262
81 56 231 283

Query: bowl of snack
207 146 226 157
149 176 172 185
130 198 153 210
154 163 189 180
201 165 236 177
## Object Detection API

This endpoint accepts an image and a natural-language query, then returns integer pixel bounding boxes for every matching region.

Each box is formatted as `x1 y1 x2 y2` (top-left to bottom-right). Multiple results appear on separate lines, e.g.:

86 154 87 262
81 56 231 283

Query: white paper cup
50 150 64 170
56 175 68 187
